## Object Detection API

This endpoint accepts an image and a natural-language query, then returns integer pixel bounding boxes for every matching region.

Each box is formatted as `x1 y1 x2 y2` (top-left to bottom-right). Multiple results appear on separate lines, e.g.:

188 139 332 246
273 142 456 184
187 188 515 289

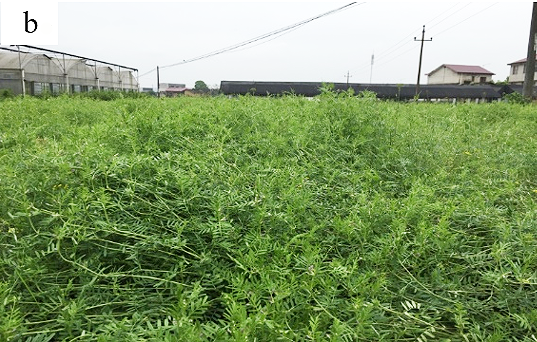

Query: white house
158 83 188 96
507 57 537 84
426 64 494 85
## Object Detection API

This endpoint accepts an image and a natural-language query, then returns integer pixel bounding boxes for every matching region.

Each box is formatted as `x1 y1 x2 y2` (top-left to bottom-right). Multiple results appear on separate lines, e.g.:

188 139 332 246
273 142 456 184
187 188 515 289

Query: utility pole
414 25 432 98
157 66 160 98
94 61 100 91
523 2 537 101
63 54 69 94
370 53 374 84
17 45 25 96
345 71 352 86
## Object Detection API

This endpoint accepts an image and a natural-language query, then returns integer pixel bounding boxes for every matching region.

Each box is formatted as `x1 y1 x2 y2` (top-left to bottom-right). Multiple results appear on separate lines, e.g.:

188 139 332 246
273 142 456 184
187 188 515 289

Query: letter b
24 11 38 33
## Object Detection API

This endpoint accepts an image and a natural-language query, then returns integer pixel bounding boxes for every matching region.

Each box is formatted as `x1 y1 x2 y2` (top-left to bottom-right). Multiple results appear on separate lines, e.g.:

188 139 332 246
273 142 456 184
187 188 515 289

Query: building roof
0 51 42 69
427 64 495 76
0 52 23 68
508 57 537 65
162 87 188 93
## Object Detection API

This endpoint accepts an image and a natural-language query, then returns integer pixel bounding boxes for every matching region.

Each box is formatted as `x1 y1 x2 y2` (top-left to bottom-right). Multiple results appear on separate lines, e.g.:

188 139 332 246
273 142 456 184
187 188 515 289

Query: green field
1 92 537 341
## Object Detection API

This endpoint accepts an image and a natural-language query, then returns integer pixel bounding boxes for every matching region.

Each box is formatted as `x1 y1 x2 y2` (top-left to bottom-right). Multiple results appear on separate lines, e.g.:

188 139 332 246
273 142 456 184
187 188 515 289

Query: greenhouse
0 47 138 96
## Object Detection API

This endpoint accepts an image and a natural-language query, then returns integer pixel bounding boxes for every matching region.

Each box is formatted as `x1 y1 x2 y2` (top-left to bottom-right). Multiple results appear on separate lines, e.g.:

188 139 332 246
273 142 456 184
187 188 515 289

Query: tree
194 80 209 91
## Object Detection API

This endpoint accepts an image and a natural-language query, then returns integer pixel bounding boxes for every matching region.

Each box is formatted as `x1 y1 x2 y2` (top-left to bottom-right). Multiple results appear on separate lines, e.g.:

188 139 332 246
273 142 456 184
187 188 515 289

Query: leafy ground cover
1 93 537 341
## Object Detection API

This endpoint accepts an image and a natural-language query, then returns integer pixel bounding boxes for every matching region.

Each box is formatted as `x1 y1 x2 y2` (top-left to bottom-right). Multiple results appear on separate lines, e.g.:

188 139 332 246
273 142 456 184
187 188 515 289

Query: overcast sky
21 2 537 89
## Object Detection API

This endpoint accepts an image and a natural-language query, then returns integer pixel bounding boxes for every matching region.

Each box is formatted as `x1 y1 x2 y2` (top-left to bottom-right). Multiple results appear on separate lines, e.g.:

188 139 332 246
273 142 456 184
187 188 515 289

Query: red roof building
426 64 495 85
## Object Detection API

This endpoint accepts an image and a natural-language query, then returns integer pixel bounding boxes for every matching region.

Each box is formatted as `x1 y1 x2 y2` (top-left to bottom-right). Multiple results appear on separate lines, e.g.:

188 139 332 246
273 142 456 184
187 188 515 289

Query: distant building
507 57 537 84
159 83 185 89
426 64 494 85
158 83 188 96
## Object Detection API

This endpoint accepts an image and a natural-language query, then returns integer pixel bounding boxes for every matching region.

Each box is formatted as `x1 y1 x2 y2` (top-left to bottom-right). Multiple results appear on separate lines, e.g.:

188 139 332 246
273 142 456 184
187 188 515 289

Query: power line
371 4 496 84
228 25 304 55
373 33 415 63
369 4 496 84
160 2 362 69
426 3 471 31
431 3 498 37
139 2 363 78
351 3 494 79
139 67 157 79
352 5 464 75
353 27 422 76
425 3 464 26
373 44 419 71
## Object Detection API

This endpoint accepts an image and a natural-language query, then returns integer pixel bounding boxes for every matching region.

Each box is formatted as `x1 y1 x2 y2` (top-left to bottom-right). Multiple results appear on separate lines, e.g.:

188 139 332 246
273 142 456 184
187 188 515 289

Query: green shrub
0 89 15 100
357 89 377 99
503 91 529 104
74 90 148 101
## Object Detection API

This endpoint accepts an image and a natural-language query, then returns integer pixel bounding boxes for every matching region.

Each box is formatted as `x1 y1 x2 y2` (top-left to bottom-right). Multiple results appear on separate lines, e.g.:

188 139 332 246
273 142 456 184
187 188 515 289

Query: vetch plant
0 95 536 340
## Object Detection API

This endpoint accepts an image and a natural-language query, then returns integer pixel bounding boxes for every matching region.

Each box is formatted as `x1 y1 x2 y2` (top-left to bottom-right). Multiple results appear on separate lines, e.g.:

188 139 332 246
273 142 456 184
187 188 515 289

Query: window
0 72 16 79
33 83 51 95
480 77 487 83
34 82 42 94
512 65 519 75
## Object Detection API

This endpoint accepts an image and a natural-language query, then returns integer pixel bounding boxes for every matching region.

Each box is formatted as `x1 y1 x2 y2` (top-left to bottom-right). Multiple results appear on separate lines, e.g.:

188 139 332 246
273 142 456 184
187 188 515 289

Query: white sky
16 2 537 89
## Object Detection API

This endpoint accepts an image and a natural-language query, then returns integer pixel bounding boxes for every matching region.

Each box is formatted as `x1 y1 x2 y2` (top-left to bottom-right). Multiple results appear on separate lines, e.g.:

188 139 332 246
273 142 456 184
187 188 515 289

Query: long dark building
220 81 510 102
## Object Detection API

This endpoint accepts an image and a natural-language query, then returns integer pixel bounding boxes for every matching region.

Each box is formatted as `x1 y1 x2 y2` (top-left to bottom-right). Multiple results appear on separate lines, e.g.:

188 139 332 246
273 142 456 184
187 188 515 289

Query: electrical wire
138 2 363 78
139 67 156 79
352 27 421 76
432 3 498 37
425 3 463 26
354 4 468 74
161 2 362 69
351 3 498 81
351 5 461 75
374 45 420 71
426 3 471 31
228 25 305 55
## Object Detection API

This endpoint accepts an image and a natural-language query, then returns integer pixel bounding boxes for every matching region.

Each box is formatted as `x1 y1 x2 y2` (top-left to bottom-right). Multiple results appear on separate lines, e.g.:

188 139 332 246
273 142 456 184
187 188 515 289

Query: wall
427 67 461 84
509 62 537 84
0 69 23 94
67 59 97 89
